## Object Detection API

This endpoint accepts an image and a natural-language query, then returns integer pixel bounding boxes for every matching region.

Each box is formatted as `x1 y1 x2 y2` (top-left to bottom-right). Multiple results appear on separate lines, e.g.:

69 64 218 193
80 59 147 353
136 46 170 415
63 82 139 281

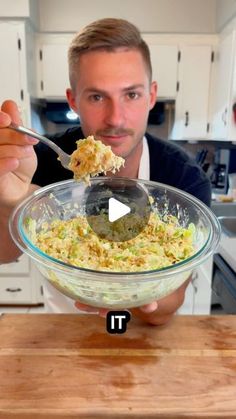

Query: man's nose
104 99 125 126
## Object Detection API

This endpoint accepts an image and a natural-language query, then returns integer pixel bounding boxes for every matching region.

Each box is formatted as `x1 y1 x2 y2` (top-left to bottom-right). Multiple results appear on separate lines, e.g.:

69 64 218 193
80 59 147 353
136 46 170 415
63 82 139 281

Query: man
0 18 211 325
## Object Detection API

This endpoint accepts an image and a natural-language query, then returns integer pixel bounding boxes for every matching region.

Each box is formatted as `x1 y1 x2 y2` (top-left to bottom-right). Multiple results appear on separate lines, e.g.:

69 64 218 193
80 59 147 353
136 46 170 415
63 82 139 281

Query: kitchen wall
38 0 216 33
0 0 30 17
2 1 236 34
216 0 236 31
0 0 39 28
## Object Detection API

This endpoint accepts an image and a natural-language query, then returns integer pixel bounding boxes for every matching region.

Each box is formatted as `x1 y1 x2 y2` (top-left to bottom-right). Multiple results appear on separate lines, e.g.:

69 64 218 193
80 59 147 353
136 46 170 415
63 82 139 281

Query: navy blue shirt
32 126 211 207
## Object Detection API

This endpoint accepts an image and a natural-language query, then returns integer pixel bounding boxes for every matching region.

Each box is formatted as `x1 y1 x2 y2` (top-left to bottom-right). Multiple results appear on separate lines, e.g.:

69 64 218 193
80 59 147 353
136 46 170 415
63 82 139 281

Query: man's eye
89 94 103 102
127 92 140 100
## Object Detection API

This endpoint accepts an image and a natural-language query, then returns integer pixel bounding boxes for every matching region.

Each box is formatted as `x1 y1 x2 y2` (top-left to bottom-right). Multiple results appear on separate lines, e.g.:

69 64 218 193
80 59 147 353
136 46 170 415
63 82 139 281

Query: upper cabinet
149 45 178 98
36 35 73 99
38 44 70 99
142 36 179 99
210 31 236 141
37 34 179 100
171 45 213 140
0 21 30 125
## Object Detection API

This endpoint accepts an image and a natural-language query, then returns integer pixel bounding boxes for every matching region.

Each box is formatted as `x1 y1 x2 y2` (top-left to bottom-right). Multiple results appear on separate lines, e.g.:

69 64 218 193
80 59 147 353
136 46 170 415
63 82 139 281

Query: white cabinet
37 35 179 100
39 44 70 99
0 277 33 305
0 254 44 305
145 42 178 98
36 35 73 99
0 254 29 275
171 45 213 140
178 257 213 315
211 31 236 141
192 258 213 314
0 21 30 125
177 280 195 314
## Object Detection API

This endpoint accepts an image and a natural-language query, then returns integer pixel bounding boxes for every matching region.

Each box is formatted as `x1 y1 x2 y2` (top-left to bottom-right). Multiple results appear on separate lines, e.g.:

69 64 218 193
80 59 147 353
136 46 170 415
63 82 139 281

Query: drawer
0 277 32 304
0 254 30 275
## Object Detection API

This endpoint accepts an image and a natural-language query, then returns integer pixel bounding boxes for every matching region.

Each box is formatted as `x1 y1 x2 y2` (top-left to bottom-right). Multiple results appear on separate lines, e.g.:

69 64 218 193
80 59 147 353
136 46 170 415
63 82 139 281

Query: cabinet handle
5 287 22 293
222 108 227 126
185 111 189 126
191 271 198 293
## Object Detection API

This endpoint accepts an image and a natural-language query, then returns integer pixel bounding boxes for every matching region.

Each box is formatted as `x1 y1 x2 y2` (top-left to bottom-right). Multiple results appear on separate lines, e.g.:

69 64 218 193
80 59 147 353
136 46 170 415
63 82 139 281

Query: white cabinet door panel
172 45 212 139
177 281 194 314
0 24 22 104
211 32 235 140
192 257 213 314
0 254 29 275
148 45 178 98
41 44 70 98
178 257 213 315
0 277 32 304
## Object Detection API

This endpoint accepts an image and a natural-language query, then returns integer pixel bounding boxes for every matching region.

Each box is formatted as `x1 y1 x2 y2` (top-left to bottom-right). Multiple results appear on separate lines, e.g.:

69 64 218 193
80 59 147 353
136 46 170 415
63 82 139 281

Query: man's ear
66 88 78 113
149 81 158 110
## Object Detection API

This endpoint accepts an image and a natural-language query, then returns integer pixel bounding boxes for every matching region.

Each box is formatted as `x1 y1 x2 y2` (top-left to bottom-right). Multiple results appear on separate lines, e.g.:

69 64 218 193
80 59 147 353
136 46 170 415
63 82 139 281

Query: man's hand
75 278 191 326
130 278 190 326
0 100 38 208
0 100 39 263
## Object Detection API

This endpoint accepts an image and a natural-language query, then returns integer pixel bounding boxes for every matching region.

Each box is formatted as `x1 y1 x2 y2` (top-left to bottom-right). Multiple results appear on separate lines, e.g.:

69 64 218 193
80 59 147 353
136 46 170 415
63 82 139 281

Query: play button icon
108 198 131 222
85 178 151 242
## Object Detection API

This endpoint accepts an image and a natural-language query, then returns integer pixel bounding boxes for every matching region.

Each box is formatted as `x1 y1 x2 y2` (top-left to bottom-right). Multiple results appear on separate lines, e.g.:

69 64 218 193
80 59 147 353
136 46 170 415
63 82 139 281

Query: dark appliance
210 163 227 189
211 253 236 314
210 149 230 194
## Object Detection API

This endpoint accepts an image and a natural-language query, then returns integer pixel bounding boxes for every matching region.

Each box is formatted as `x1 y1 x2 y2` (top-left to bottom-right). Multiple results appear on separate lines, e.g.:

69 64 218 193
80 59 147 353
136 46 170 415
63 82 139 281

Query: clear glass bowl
9 178 221 309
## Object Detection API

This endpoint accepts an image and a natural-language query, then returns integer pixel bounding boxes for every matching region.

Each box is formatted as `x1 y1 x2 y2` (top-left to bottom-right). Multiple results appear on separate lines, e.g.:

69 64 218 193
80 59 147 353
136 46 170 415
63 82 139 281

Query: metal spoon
8 122 71 170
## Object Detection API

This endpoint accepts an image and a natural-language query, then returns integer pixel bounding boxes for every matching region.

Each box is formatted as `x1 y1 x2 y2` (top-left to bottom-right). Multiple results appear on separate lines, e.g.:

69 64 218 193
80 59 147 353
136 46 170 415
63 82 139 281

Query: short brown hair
68 18 152 89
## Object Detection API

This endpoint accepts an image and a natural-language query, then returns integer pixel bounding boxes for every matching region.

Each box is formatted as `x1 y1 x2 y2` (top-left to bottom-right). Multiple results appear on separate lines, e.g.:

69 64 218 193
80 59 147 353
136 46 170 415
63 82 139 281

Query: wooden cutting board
0 314 236 418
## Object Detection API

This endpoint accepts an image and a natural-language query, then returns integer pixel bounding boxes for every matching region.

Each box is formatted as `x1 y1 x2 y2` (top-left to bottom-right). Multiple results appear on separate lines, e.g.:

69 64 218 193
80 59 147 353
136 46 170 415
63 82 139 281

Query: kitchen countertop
0 314 236 418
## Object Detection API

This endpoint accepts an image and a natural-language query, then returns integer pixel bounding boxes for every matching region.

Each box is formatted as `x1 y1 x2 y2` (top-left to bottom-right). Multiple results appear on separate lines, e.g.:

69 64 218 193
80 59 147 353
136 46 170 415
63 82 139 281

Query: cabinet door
0 254 44 305
177 281 194 314
178 257 213 315
0 22 30 125
172 45 212 139
211 33 235 140
39 42 179 100
0 254 29 275
39 44 70 99
0 23 22 104
148 44 178 98
192 257 213 314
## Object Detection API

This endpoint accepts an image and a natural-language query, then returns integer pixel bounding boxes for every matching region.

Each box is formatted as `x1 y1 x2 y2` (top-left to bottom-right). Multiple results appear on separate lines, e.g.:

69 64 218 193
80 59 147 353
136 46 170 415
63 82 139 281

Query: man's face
67 48 157 158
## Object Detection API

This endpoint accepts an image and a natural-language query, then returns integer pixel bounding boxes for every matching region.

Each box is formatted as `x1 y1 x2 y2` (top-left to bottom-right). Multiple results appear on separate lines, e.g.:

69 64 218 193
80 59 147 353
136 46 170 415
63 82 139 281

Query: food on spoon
68 135 125 185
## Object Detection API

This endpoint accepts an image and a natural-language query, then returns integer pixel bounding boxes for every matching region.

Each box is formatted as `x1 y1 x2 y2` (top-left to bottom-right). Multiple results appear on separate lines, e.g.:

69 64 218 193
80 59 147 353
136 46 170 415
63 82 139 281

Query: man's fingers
75 301 110 318
0 144 35 159
1 100 22 125
0 111 11 127
0 101 38 145
98 308 110 318
75 301 99 313
139 301 158 313
0 158 19 176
